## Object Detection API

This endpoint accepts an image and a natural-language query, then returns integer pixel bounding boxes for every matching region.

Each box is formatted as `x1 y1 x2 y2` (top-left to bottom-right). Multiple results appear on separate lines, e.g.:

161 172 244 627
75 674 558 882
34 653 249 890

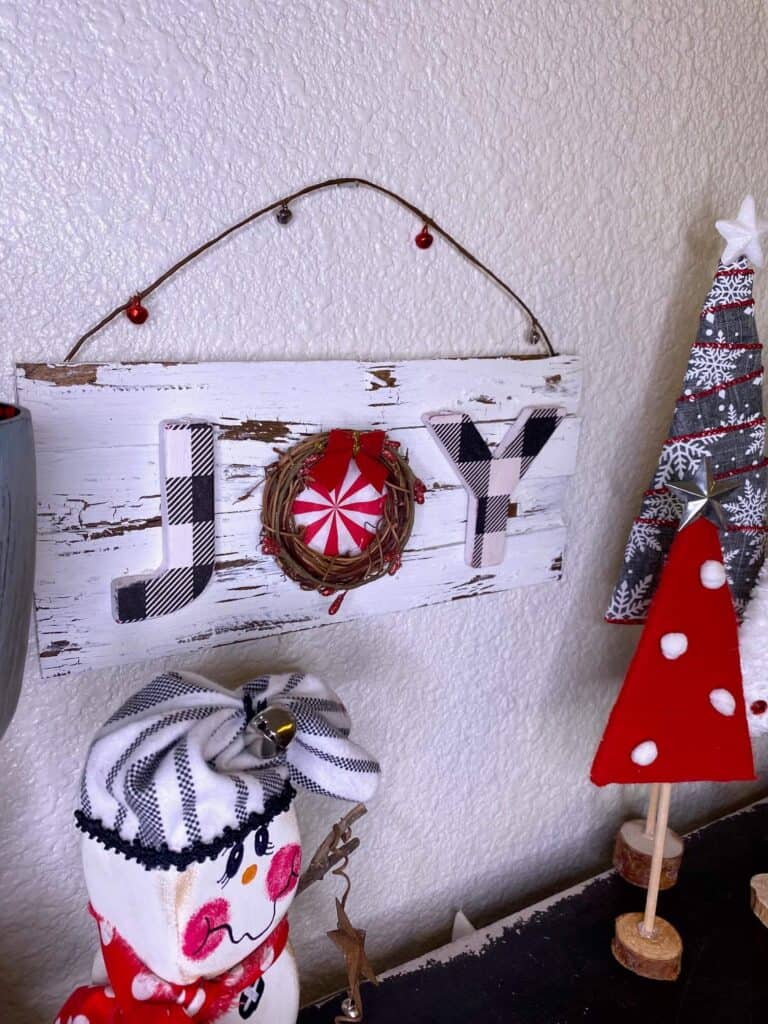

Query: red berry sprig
261 536 281 556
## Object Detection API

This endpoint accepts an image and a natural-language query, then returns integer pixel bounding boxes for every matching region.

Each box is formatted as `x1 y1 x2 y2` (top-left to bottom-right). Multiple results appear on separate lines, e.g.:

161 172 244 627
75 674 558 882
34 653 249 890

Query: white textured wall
2 2 768 1020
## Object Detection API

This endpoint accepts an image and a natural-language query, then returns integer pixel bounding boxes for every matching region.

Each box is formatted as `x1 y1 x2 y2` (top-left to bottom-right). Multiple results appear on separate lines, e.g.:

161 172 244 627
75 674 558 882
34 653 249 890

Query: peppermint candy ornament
261 428 422 612
292 460 385 557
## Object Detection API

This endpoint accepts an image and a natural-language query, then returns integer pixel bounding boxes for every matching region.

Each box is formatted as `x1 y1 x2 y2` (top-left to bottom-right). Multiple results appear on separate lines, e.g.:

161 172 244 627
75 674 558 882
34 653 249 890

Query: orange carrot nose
241 864 258 885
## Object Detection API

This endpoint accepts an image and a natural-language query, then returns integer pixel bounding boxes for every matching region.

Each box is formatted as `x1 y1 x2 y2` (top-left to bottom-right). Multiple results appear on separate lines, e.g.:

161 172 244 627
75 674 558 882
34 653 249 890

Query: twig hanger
65 177 556 363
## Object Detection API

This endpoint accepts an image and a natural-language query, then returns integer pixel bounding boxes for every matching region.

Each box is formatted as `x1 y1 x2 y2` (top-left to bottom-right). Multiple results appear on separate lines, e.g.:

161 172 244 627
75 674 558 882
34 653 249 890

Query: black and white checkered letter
112 420 215 623
423 407 565 568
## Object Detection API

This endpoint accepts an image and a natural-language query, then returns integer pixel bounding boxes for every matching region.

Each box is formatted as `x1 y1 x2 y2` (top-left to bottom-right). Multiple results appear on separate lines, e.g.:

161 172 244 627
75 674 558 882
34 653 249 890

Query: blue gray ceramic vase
0 404 35 739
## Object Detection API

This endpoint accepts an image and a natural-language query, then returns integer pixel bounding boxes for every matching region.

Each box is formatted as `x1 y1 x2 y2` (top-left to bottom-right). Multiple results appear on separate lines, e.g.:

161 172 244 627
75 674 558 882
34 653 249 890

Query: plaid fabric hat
75 671 380 870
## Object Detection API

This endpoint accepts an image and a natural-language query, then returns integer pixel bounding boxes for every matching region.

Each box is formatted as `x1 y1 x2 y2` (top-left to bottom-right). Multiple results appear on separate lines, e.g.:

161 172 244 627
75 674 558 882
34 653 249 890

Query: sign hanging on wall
17 356 581 678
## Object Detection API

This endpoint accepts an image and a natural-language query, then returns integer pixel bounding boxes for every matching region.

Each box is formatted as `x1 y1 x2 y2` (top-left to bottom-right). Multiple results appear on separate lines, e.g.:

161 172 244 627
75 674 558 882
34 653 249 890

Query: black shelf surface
299 801 768 1023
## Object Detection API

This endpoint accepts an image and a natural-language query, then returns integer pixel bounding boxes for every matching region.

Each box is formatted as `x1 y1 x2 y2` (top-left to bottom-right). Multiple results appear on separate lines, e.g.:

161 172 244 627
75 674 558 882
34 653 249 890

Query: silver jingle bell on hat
246 704 297 758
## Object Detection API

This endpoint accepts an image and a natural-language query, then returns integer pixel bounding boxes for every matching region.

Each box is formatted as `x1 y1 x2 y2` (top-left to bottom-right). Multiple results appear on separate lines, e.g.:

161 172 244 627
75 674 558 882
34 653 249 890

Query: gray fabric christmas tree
606 249 767 623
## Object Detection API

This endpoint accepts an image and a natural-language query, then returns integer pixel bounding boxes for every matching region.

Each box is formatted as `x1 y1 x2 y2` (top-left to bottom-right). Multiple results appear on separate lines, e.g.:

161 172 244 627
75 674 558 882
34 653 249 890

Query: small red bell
415 225 433 249
126 296 149 324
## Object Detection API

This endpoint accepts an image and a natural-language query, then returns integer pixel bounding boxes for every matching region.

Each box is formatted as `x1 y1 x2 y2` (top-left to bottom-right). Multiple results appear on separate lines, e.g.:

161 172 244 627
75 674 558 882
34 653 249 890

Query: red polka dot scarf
55 907 289 1023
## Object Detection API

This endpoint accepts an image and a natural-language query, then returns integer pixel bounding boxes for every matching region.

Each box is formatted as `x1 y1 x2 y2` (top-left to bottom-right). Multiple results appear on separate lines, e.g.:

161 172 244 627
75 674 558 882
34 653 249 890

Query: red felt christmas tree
592 512 755 785
592 456 756 980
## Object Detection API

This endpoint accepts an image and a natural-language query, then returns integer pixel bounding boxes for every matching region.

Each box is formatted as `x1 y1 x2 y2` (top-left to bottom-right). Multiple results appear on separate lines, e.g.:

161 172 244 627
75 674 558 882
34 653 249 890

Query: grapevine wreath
261 428 425 613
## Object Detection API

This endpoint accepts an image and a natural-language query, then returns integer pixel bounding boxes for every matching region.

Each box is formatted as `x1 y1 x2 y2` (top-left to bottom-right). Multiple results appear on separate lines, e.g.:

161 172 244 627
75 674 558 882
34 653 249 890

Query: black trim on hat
74 781 296 871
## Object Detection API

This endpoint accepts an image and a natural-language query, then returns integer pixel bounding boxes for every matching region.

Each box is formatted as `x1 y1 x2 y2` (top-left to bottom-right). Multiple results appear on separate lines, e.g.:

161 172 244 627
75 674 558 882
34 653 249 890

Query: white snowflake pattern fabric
605 574 655 623
684 337 740 390
724 479 767 526
623 522 663 562
652 433 721 489
606 258 767 623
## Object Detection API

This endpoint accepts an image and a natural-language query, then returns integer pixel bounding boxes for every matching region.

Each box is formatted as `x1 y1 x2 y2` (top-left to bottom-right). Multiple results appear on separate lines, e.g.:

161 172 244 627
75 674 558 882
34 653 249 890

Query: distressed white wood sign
16 357 581 678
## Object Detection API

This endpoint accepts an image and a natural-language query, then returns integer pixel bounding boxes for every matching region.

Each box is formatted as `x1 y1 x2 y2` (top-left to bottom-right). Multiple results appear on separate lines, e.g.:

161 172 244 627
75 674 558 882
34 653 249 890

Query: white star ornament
715 194 768 269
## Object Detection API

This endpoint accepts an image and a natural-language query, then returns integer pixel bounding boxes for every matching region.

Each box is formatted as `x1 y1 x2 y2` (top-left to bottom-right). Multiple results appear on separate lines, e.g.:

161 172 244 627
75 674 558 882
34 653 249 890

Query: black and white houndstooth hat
75 671 380 870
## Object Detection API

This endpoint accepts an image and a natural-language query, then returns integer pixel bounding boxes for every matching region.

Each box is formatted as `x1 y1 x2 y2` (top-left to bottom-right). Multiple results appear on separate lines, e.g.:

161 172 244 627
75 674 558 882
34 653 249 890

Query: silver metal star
667 456 738 531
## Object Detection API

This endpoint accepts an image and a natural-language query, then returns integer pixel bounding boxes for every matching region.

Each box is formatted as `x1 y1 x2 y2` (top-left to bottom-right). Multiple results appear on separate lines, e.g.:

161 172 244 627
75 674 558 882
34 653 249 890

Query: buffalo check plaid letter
423 407 566 568
112 421 215 622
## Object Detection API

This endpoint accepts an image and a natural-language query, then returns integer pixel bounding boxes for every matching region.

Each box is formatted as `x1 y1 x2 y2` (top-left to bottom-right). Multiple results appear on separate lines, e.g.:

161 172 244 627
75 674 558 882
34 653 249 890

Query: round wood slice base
750 874 768 928
613 819 684 890
612 912 682 981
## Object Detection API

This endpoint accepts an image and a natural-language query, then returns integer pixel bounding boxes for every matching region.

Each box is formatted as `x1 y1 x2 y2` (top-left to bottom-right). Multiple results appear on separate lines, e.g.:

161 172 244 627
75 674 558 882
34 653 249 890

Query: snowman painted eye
217 841 245 887
254 825 273 857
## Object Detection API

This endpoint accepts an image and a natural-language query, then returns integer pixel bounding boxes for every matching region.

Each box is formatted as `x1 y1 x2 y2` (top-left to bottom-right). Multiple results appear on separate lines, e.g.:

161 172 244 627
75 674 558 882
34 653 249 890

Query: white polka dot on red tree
660 632 688 660
631 740 658 766
700 560 727 589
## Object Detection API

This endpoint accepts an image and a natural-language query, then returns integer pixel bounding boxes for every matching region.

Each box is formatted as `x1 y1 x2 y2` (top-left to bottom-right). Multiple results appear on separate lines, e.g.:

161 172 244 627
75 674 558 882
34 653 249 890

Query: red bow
54 908 289 1023
310 429 389 494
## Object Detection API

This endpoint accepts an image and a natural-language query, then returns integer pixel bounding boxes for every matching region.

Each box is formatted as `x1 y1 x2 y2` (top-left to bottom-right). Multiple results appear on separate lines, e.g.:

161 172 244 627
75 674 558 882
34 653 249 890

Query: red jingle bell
415 225 433 249
126 296 149 325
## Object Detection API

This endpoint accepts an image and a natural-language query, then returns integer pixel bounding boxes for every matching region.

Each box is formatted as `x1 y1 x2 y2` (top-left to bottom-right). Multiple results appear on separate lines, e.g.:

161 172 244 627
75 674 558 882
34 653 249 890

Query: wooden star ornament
327 898 378 1020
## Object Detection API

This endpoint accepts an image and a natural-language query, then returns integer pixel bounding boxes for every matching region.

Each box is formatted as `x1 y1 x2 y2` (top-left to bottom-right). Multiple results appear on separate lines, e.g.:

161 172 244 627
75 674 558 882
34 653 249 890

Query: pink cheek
266 844 302 902
182 898 230 961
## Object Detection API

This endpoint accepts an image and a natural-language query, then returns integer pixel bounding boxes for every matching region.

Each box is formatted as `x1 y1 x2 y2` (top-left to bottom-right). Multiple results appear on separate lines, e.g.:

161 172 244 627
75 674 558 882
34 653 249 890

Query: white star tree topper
715 195 768 269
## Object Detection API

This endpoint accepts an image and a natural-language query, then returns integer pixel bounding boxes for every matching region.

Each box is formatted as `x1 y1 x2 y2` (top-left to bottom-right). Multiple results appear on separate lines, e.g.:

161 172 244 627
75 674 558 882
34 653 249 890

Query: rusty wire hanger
64 176 556 363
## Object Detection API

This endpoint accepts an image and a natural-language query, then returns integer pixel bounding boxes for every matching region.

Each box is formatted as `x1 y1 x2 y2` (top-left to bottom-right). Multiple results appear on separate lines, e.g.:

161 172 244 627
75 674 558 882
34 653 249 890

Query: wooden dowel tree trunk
641 783 672 936
613 782 682 981
644 783 660 837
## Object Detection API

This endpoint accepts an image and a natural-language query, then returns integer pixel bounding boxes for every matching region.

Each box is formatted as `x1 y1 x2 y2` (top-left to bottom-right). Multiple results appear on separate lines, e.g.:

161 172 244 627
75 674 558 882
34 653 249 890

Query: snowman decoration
54 669 380 1024
739 566 768 739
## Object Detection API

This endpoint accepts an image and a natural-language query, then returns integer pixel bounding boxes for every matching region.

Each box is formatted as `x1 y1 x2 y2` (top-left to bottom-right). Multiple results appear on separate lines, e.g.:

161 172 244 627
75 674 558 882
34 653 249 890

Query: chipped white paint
17 357 580 678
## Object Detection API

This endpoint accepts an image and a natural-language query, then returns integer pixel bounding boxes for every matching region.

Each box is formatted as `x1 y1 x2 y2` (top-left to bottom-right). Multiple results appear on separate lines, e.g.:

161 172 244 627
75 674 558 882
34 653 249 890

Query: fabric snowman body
55 670 379 1024
81 809 301 1023
739 566 768 737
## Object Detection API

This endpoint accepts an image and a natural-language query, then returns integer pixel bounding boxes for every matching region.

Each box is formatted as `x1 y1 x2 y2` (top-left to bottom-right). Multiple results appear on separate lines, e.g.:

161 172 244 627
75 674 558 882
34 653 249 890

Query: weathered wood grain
16 357 581 677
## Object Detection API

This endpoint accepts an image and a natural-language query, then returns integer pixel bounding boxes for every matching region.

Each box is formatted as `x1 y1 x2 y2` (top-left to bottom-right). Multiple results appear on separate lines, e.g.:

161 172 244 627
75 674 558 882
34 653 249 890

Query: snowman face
178 812 302 973
82 805 301 985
